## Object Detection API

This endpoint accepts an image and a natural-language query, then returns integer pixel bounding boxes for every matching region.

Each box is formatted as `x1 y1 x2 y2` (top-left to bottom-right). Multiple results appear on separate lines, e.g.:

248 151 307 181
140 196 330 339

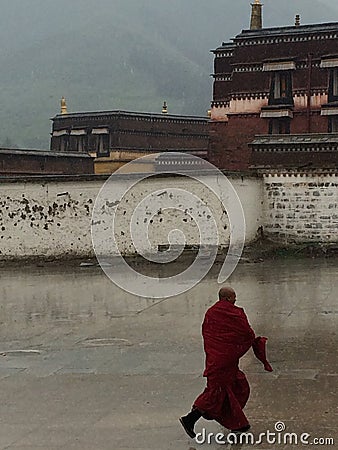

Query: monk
179 286 272 439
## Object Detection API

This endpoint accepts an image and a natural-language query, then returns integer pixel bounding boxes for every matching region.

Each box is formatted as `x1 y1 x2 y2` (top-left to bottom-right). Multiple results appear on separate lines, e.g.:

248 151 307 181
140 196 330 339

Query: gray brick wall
263 173 338 243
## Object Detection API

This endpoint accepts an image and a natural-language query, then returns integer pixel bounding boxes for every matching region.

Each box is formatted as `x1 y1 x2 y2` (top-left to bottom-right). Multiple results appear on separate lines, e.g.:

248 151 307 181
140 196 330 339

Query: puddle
80 338 132 347
0 350 42 356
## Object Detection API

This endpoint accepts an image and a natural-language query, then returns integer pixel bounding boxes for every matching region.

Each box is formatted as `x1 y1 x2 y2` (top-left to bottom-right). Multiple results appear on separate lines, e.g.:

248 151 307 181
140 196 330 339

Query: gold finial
60 96 68 114
207 109 211 118
295 14 301 27
162 101 168 114
250 1 263 30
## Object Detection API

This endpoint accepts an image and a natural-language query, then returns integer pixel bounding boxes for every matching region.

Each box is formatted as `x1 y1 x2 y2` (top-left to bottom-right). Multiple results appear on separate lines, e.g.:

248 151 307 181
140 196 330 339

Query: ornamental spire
60 96 68 115
162 101 168 114
250 0 263 30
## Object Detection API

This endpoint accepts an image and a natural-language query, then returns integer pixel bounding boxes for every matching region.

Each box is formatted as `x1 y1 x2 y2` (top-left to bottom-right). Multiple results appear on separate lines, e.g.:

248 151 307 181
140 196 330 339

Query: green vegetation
0 0 337 148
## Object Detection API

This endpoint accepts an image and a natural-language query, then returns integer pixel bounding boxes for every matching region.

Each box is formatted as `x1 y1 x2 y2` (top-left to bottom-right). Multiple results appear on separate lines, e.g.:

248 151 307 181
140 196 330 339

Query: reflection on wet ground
0 258 337 449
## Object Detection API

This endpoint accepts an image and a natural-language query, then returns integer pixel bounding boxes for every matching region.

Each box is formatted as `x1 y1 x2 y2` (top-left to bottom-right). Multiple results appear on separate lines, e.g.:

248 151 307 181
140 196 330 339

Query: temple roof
52 110 209 123
215 21 338 51
236 22 338 40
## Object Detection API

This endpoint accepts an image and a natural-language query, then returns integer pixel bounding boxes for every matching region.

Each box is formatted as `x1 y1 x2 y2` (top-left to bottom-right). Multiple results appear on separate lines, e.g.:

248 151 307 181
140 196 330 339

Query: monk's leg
193 371 251 431
218 369 250 431
193 377 229 422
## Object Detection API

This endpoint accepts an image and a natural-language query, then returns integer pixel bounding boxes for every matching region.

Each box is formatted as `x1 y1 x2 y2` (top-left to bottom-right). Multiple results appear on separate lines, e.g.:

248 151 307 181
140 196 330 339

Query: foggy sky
0 0 338 148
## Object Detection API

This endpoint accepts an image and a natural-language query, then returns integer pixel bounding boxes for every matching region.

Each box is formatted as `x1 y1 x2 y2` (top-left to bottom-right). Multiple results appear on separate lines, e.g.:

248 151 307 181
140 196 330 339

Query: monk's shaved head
219 286 236 304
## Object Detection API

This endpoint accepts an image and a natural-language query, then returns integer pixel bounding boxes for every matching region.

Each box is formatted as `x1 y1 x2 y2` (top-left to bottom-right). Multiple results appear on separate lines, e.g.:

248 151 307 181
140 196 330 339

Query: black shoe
179 415 196 439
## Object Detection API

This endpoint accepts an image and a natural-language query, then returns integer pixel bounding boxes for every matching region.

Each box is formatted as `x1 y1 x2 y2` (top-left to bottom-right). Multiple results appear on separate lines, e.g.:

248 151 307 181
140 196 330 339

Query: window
60 135 70 152
89 129 110 156
90 134 110 157
97 135 109 156
328 68 338 102
77 135 88 153
269 71 293 105
328 116 338 133
87 135 108 156
274 73 287 98
333 70 338 96
269 118 291 135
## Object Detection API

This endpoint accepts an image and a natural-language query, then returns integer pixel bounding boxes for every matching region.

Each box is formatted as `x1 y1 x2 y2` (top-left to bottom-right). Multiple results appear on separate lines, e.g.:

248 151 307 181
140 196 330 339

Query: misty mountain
0 0 338 149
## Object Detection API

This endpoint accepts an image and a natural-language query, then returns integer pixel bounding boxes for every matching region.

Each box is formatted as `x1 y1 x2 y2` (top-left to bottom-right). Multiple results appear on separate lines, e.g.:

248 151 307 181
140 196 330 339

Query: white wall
0 179 101 259
0 175 263 260
2 171 336 260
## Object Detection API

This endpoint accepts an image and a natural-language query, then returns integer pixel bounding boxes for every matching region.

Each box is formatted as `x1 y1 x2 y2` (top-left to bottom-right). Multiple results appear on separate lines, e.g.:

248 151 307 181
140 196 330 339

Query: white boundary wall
0 175 263 260
1 172 337 260
263 173 338 243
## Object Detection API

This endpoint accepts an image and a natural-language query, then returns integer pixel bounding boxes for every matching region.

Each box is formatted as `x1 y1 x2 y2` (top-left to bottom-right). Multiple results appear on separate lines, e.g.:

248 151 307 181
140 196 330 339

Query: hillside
0 0 337 149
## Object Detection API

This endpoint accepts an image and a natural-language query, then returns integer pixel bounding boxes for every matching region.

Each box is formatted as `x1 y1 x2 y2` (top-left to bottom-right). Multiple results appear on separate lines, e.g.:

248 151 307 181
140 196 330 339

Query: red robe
194 300 272 430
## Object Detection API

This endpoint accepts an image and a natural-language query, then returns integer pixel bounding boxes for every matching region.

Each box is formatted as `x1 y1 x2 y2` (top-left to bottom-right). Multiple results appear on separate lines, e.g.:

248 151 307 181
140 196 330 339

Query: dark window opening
88 134 97 153
77 135 88 153
269 71 293 106
88 134 110 156
96 135 110 157
60 136 70 152
328 116 338 133
269 118 291 135
328 68 338 102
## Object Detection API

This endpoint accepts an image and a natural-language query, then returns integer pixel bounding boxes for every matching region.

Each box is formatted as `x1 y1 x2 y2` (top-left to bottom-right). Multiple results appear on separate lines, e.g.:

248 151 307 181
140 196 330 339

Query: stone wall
1 171 337 260
264 172 338 243
0 177 102 260
0 174 263 260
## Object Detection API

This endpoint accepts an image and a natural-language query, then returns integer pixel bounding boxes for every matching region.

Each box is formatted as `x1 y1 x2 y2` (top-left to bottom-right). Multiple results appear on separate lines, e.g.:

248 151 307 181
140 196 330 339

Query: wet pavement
0 258 337 449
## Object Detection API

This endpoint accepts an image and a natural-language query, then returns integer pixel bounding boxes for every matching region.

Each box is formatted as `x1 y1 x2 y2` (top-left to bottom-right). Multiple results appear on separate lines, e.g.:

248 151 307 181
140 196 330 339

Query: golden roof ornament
162 101 168 114
61 96 68 115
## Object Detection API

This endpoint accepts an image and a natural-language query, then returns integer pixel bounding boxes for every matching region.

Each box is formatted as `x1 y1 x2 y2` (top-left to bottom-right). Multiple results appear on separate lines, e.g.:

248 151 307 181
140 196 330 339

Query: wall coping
0 170 261 184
